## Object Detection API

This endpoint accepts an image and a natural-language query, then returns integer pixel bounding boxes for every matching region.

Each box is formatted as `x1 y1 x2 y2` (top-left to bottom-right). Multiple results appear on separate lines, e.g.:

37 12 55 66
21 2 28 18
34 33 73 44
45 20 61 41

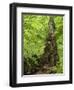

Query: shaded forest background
22 14 63 75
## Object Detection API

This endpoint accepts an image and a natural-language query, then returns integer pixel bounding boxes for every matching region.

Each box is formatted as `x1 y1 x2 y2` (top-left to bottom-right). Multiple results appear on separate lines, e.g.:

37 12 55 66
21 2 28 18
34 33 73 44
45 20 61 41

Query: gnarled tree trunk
40 16 59 67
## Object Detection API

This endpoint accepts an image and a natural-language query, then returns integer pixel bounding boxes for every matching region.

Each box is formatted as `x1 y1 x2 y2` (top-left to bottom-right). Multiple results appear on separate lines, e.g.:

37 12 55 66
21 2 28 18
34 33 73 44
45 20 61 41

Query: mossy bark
40 16 59 67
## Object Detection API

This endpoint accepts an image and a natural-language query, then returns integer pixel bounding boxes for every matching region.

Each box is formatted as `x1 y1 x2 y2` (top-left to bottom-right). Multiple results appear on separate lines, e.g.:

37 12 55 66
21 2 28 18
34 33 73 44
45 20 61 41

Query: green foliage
23 15 49 64
23 14 63 74
54 16 63 73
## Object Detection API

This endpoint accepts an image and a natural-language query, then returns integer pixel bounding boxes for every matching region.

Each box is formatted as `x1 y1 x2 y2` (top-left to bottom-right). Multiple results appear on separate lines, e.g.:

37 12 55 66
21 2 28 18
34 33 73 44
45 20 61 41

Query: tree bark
40 16 59 67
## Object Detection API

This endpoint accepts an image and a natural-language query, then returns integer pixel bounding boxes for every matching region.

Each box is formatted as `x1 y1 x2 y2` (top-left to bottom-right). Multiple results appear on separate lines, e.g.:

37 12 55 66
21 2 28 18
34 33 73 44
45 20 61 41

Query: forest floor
35 64 57 74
